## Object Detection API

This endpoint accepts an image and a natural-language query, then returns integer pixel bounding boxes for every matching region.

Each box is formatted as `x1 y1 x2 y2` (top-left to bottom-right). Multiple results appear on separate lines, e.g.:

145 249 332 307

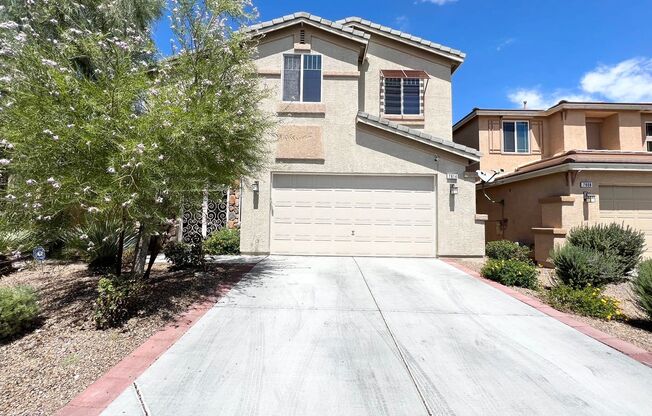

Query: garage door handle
351 230 355 236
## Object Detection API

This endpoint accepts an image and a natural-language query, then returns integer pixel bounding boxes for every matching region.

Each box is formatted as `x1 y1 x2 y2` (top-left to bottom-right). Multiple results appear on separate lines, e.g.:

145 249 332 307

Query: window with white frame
646 122 652 152
282 54 322 103
503 121 530 153
383 77 421 115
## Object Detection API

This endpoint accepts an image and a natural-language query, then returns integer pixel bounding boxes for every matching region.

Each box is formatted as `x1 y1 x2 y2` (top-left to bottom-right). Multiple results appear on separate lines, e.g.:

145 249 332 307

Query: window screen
384 78 402 115
646 123 652 138
283 55 301 101
402 79 420 115
503 122 516 153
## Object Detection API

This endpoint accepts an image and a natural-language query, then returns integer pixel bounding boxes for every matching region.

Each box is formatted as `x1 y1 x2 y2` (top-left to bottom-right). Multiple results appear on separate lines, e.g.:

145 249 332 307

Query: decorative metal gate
181 189 228 244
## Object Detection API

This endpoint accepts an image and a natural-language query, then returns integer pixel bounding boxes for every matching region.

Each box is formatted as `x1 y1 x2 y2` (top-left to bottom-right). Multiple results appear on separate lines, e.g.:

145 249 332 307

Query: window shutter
530 120 543 154
488 119 501 153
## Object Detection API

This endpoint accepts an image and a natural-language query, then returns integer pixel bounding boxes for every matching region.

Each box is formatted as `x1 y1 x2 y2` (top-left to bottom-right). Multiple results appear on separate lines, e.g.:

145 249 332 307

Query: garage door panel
600 186 652 258
271 174 436 257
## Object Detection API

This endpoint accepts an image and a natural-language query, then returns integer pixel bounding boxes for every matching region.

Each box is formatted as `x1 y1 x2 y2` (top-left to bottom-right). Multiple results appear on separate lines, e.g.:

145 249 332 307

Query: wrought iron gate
181 189 229 244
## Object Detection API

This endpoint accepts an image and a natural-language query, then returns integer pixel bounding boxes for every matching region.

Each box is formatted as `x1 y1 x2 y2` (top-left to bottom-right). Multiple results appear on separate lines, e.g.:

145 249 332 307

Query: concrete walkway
102 257 652 416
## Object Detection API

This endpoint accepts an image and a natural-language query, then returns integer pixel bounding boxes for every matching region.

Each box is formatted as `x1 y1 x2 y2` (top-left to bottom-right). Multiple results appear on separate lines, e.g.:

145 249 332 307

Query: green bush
94 276 144 329
0 286 40 340
61 219 138 271
567 223 645 275
551 244 623 288
485 240 531 262
203 228 240 255
163 241 204 270
481 259 538 289
633 259 652 320
547 284 622 320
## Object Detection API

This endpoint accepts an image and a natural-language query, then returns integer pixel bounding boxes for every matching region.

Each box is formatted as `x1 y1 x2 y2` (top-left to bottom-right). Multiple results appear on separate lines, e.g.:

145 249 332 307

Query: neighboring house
234 12 485 257
453 101 652 264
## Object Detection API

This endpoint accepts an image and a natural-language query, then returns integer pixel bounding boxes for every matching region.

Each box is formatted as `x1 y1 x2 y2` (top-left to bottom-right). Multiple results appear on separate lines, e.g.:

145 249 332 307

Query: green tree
0 0 271 277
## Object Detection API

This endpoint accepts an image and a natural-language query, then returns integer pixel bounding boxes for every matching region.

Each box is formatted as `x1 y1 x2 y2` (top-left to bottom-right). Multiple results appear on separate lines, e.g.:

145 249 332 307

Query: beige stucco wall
240 26 482 257
361 36 453 139
471 116 542 172
619 111 645 150
601 113 620 150
479 170 652 263
562 110 587 151
477 172 569 245
545 112 564 157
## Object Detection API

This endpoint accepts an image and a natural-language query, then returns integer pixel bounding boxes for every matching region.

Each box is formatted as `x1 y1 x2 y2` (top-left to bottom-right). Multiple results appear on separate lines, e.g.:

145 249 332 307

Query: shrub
633 259 652 320
61 219 138 271
547 284 622 320
481 259 538 289
94 276 144 329
551 244 623 288
567 223 645 275
203 228 240 255
485 240 531 262
163 241 204 270
0 286 40 340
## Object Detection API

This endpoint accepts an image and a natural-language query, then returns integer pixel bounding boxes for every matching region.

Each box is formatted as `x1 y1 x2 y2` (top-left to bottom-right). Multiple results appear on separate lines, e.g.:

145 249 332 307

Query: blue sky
154 0 652 122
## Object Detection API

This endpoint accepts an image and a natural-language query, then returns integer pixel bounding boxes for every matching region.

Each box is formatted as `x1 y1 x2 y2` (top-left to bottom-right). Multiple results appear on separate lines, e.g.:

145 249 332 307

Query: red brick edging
442 259 652 368
55 262 258 416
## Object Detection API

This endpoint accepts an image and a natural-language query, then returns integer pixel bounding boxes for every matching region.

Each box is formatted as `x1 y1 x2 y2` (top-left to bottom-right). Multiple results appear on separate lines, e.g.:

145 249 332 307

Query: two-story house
236 12 485 257
453 101 652 264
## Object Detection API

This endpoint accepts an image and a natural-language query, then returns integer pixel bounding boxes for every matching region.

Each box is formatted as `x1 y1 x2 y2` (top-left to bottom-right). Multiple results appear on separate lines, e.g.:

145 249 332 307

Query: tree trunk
115 227 125 277
143 235 164 280
131 224 149 278
115 209 127 277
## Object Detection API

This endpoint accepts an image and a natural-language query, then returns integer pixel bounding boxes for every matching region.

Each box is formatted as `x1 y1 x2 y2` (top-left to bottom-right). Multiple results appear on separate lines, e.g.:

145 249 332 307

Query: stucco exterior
239 13 483 257
454 102 652 264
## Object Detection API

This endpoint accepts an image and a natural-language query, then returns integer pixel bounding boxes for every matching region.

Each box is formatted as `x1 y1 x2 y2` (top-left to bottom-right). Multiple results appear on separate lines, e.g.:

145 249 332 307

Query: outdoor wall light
252 181 259 193
450 184 459 195
583 192 596 203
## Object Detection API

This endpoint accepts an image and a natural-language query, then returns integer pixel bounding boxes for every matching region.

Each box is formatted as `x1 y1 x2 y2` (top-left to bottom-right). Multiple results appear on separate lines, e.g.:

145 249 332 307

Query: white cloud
581 58 652 102
508 88 593 109
418 0 458 5
496 38 515 52
507 57 652 109
394 15 410 31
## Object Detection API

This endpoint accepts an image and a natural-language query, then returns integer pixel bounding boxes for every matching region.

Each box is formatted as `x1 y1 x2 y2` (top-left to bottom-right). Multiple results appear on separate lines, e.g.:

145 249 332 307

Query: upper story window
282 54 322 103
646 122 652 152
384 78 421 115
503 121 529 153
380 70 428 117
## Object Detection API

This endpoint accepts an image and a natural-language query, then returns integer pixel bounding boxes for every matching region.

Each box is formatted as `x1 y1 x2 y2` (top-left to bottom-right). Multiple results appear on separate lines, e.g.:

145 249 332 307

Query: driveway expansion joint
352 257 433 416
133 382 151 416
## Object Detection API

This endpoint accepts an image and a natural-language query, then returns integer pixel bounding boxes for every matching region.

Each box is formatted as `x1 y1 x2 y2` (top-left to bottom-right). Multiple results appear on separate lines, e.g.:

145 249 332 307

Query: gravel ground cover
455 258 652 352
0 260 253 416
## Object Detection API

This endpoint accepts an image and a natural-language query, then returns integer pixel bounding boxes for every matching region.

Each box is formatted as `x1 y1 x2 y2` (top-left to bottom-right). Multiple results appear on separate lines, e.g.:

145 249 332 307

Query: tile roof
338 16 465 62
244 12 370 43
356 112 481 161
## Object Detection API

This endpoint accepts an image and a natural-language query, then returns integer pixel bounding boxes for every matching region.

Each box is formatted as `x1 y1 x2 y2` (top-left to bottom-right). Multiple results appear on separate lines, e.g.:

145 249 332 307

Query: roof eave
356 112 481 162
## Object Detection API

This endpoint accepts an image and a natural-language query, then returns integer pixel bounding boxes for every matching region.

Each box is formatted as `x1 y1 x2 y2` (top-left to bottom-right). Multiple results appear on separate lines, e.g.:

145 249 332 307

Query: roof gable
338 16 465 71
245 12 370 46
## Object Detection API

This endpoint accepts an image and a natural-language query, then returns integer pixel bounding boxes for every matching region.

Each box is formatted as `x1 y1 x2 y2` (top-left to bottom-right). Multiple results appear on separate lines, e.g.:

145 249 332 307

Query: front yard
0 260 250 416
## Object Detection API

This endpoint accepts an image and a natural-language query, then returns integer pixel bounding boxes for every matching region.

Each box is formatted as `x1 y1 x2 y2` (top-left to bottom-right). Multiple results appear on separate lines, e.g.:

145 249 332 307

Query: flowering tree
0 0 271 277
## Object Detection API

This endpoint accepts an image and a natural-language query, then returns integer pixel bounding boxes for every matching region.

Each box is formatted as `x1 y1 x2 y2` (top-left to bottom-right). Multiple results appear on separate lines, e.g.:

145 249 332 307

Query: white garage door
600 186 652 258
270 174 436 257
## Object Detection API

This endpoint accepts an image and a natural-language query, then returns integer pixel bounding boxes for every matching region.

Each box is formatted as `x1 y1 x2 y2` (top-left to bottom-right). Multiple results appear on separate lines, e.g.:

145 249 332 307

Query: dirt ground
0 260 254 416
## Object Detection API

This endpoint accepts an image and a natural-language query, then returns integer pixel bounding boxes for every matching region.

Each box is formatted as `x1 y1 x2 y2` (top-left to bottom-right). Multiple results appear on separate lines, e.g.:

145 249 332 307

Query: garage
270 174 436 257
599 185 652 258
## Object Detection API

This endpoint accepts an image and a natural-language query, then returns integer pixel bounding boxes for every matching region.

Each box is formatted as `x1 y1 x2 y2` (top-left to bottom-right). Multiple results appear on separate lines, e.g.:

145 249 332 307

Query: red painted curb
442 259 652 368
55 262 258 416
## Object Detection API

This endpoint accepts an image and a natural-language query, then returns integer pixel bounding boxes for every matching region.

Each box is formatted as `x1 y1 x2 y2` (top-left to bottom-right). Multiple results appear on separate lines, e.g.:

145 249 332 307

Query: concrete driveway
102 256 652 416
